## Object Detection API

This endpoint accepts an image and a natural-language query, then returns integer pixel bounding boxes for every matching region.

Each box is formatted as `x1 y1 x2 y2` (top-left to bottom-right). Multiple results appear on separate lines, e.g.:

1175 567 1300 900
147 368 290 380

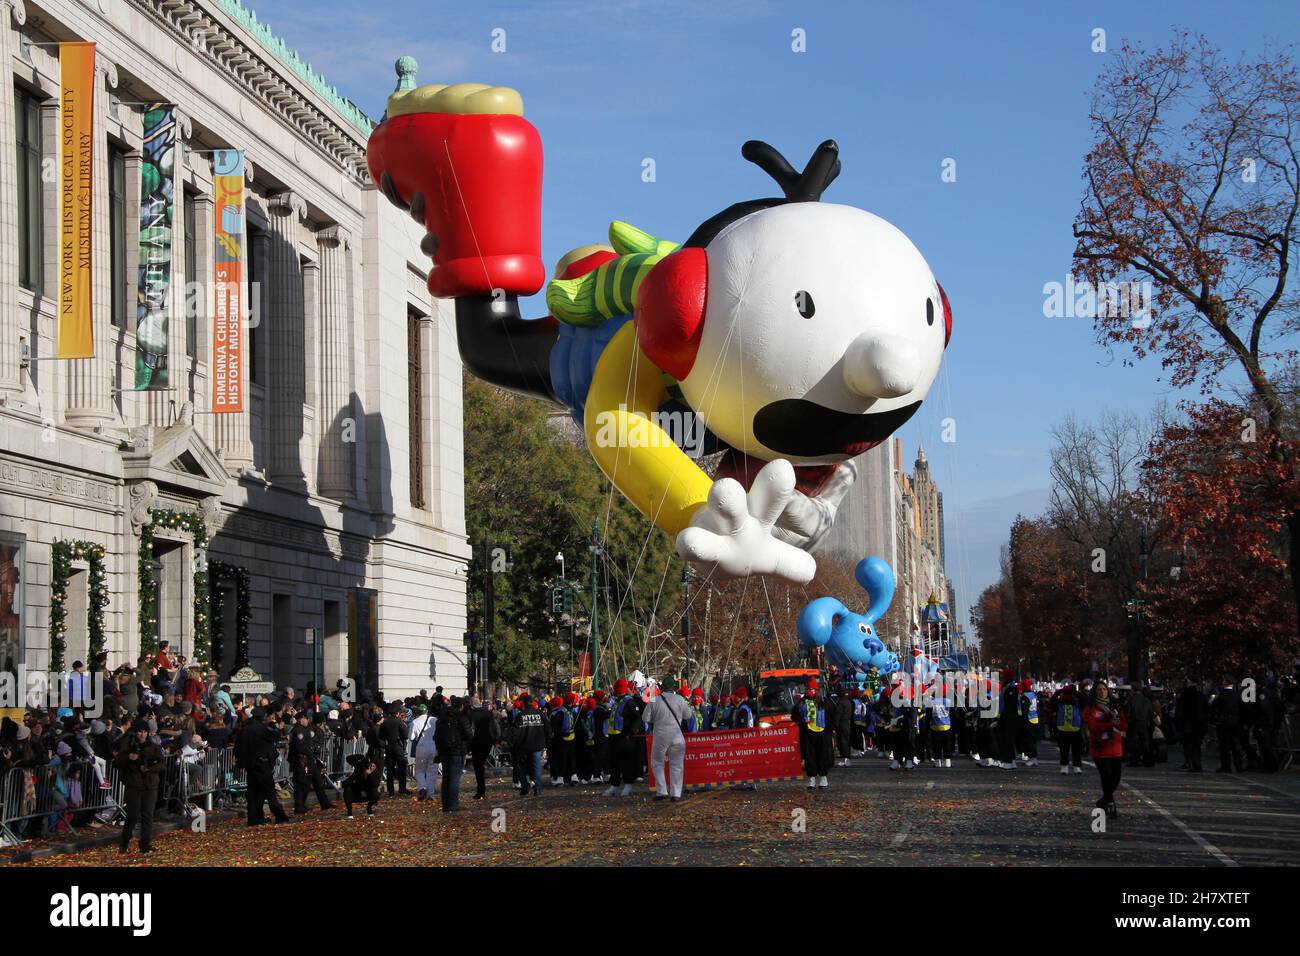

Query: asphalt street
16 741 1300 867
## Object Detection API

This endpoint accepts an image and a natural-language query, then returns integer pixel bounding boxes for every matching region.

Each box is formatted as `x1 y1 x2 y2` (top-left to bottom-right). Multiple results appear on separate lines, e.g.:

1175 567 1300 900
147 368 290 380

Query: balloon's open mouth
752 400 921 458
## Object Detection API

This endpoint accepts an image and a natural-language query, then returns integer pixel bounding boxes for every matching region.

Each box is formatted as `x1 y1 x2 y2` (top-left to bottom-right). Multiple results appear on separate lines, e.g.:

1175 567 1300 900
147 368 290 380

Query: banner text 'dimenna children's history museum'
212 149 245 413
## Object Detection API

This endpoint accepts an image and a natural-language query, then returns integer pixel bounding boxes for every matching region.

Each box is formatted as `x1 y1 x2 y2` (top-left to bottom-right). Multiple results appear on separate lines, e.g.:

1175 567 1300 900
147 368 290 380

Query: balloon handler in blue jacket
793 678 835 789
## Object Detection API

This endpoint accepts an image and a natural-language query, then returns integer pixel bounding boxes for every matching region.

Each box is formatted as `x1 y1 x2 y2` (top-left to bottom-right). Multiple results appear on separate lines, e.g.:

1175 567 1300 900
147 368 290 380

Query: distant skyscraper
815 438 950 640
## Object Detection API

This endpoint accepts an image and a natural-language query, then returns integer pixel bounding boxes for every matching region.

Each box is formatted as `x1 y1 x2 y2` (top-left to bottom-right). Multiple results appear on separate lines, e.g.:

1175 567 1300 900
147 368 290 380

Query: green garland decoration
208 573 224 669
207 560 252 675
49 540 109 672
138 509 210 666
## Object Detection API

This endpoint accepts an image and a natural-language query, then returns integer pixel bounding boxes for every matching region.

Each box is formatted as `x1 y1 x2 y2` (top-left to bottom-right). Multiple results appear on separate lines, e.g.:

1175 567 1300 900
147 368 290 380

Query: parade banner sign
57 42 95 359
134 104 175 389
646 724 803 791
211 149 245 413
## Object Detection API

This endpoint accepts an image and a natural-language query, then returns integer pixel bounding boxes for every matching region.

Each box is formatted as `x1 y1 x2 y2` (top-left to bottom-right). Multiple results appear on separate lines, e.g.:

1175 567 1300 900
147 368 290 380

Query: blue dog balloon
797 556 903 674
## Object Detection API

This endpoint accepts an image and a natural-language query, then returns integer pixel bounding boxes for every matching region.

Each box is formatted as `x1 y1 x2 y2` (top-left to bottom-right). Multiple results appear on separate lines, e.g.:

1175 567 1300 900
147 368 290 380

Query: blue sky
251 0 1297 630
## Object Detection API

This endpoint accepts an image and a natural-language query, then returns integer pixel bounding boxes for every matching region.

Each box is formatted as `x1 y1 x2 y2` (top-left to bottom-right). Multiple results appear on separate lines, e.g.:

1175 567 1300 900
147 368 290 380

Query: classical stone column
247 225 271 475
188 194 215 424
65 56 118 427
301 256 320 496
302 257 320 409
0 0 26 398
316 225 354 499
265 191 307 487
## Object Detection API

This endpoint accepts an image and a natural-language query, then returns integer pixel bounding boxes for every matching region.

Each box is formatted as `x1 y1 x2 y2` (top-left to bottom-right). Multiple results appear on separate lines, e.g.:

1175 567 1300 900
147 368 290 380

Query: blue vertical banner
134 103 175 389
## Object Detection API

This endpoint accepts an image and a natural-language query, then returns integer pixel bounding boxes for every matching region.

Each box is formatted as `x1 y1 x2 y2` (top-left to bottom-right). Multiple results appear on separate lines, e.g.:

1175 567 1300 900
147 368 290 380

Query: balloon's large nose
843 334 922 399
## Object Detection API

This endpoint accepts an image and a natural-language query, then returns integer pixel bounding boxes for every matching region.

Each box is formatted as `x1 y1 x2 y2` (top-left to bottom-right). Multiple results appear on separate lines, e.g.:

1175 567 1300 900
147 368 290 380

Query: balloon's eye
858 623 868 634
795 291 815 319
926 298 935 326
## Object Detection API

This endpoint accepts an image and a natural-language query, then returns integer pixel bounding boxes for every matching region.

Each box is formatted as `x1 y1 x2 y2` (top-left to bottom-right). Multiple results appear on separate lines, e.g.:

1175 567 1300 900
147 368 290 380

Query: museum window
15 88 42 295
108 145 128 328
408 307 425 509
184 190 198 359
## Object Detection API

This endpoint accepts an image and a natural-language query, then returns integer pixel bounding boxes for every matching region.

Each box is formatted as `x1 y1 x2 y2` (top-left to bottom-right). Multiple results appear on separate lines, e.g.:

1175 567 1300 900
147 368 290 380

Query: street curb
2 808 241 864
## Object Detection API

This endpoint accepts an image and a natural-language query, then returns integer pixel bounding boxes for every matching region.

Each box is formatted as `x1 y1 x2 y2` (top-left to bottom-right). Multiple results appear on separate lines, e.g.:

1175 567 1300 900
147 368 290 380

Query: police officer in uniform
289 711 334 813
237 707 289 825
511 695 549 795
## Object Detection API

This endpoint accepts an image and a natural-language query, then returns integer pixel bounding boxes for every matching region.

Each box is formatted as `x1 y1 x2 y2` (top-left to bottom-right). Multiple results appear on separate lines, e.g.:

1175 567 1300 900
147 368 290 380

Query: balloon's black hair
684 139 840 248
742 140 841 202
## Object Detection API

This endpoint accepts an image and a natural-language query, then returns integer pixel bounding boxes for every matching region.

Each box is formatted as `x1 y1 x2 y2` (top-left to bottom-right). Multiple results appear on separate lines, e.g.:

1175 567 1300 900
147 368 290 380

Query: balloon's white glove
675 459 817 584
772 458 858 552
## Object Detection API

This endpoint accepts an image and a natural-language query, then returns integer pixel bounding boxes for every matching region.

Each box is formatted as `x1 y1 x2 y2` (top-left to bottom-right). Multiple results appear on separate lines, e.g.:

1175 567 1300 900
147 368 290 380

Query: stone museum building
0 0 470 698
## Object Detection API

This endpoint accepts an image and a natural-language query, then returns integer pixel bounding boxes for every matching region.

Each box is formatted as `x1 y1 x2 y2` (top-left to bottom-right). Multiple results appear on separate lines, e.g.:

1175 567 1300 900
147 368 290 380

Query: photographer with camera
113 722 164 854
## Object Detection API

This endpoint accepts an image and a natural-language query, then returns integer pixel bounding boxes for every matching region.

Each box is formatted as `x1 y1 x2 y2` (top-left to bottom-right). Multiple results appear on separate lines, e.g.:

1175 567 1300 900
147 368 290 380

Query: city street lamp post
554 551 567 687
681 566 692 683
480 537 499 697
589 524 603 688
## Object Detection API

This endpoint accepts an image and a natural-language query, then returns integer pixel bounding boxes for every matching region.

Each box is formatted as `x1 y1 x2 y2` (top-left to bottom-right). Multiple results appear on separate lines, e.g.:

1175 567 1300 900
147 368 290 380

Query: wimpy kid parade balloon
367 64 952 586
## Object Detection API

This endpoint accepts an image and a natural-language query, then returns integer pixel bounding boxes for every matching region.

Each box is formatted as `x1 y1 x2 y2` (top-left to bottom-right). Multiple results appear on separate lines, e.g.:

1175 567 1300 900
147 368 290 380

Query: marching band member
793 678 834 788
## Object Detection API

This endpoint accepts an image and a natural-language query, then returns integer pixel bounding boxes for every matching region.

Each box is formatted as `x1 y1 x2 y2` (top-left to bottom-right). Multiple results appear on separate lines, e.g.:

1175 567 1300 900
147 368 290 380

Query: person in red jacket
1083 681 1128 819
181 665 206 707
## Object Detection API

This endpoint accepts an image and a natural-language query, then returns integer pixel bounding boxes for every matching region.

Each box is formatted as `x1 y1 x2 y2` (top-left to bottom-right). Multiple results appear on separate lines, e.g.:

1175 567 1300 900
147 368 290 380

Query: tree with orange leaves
1140 398 1300 679
1073 32 1300 628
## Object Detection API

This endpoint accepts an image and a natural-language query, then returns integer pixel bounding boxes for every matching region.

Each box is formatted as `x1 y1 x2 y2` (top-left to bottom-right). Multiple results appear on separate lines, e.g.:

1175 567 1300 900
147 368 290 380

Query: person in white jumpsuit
409 707 439 800
645 683 692 801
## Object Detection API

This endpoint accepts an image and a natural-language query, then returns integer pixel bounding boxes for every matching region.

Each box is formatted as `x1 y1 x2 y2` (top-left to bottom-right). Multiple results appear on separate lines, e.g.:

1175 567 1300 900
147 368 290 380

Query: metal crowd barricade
159 753 185 815
272 742 291 786
0 758 123 846
325 737 370 783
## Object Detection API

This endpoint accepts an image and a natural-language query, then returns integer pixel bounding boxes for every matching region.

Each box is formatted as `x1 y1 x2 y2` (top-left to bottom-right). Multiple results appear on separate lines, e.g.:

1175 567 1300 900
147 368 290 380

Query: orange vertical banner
211 149 245 413
57 42 95 359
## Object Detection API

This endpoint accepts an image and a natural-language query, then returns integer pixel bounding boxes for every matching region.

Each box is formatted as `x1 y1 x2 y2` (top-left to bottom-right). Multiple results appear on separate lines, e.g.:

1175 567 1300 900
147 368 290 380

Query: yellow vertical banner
58 41 96 359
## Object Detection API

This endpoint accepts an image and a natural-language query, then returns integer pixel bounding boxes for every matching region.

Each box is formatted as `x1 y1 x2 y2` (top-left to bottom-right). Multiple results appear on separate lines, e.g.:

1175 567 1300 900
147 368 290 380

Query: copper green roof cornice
214 0 375 135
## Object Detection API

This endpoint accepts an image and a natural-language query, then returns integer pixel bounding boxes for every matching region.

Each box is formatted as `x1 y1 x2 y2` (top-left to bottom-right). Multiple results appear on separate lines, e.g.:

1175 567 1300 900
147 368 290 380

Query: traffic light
551 584 563 614
563 587 573 613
